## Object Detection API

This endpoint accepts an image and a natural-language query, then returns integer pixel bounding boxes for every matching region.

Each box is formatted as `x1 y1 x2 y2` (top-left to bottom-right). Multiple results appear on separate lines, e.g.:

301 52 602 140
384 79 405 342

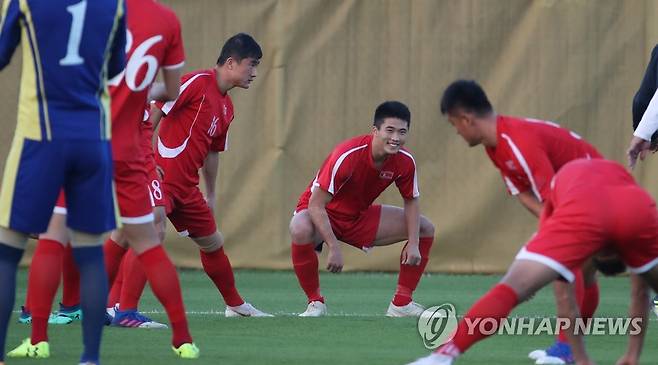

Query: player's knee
419 216 435 238
0 227 29 248
195 231 224 252
289 221 314 243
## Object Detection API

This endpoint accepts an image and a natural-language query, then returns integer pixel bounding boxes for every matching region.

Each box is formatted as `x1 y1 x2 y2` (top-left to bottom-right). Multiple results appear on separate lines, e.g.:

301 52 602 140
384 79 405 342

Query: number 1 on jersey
59 0 87 66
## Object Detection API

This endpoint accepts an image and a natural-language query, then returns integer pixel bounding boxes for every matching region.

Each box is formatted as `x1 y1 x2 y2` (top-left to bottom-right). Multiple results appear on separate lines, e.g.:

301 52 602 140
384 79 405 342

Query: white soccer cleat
225 302 273 317
528 349 547 361
405 353 454 365
386 301 425 317
298 301 327 317
106 304 117 319
535 356 566 365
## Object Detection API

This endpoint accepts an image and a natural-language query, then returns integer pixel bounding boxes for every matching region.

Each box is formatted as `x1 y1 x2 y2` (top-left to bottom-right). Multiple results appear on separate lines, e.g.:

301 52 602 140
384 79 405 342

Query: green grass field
5 269 657 365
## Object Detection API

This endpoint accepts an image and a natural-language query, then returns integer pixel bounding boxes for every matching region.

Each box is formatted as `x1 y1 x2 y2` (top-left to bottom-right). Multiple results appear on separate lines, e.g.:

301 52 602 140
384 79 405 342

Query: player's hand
327 245 343 273
401 243 422 266
615 354 639 365
627 136 652 169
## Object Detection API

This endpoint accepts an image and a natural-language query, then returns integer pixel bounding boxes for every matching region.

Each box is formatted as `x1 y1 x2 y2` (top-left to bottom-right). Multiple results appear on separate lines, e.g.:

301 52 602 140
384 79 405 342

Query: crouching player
290 101 436 317
406 158 658 365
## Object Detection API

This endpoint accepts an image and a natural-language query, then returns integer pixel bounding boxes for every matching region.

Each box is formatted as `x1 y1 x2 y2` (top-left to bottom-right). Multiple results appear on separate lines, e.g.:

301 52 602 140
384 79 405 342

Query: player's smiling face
372 117 409 155
232 57 260 89
447 110 481 147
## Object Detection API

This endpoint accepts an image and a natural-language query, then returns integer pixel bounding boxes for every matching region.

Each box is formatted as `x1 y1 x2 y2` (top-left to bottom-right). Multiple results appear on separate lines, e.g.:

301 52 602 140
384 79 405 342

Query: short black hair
216 33 262 65
593 255 627 276
373 101 411 128
440 79 493 116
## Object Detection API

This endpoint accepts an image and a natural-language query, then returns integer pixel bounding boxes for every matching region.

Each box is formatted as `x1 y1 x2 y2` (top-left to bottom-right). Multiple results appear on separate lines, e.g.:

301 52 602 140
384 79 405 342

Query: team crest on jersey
380 171 394 179
505 160 517 171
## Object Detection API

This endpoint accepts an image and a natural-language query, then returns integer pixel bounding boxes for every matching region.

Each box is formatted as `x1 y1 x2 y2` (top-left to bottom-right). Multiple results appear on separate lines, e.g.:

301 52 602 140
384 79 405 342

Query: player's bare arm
148 66 182 102
148 105 166 178
517 191 543 218
552 280 590 365
616 275 649 365
202 151 219 214
308 188 343 273
402 197 421 266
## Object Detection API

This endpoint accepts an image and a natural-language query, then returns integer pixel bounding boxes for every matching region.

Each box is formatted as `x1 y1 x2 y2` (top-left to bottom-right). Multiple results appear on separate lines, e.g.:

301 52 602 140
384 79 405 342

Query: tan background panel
2 0 658 272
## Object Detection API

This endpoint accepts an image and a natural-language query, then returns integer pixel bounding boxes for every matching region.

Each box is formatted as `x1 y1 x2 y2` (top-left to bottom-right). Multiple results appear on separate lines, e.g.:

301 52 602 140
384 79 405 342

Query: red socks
393 237 433 306
107 258 124 307
291 243 323 303
61 244 80 307
119 249 147 311
29 239 65 344
447 283 519 353
137 245 192 347
103 238 127 286
200 247 244 307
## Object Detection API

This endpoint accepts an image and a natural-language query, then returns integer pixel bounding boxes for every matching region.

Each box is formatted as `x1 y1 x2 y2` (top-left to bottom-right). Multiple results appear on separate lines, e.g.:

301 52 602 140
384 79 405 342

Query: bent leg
122 221 192 347
369 205 435 307
443 260 558 357
193 232 244 307
290 210 324 303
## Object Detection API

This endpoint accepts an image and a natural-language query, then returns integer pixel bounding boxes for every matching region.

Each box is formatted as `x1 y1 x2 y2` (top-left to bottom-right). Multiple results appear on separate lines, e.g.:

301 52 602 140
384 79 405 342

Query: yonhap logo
417 303 458 349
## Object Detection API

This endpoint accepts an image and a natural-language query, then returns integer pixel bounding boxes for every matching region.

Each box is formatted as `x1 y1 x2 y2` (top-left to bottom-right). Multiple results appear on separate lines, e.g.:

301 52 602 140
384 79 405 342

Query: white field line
15 309 657 320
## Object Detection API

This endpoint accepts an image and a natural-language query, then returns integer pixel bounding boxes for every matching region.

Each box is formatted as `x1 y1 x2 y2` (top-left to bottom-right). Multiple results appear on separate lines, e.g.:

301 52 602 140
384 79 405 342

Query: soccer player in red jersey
105 108 169 328
100 0 199 357
9 0 199 359
406 158 658 365
150 33 271 317
437 80 602 363
290 101 435 317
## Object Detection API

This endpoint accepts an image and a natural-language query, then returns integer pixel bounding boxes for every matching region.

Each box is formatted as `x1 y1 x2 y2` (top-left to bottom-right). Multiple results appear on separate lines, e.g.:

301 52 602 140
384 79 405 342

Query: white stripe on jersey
399 150 420 198
501 133 542 201
328 144 368 194
504 176 520 195
161 73 209 115
158 95 205 158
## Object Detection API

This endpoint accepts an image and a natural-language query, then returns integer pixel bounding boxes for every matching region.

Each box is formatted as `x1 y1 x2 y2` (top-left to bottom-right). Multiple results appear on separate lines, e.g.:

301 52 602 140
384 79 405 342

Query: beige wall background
2 0 658 273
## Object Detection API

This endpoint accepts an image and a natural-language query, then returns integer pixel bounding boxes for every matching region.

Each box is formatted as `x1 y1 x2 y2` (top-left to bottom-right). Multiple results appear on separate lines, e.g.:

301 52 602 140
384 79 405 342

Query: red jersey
109 0 185 161
140 108 155 163
549 159 639 209
485 115 602 202
154 68 234 192
296 135 419 219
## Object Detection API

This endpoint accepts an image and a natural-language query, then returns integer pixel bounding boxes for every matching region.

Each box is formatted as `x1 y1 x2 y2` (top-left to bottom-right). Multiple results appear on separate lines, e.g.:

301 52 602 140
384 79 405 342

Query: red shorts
165 185 216 238
114 160 154 224
518 186 658 281
295 205 382 249
144 156 165 207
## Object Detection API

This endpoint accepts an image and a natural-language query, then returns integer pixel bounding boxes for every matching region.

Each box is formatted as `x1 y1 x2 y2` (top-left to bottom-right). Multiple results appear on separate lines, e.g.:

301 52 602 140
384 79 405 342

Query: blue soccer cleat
534 341 574 364
111 308 168 329
18 306 31 324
